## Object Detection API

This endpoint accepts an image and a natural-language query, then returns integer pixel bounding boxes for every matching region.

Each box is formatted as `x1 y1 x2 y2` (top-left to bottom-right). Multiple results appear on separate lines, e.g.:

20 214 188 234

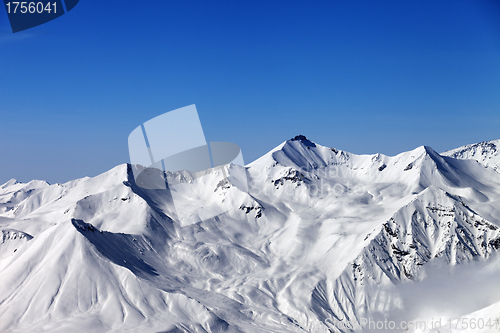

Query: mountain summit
1 138 500 332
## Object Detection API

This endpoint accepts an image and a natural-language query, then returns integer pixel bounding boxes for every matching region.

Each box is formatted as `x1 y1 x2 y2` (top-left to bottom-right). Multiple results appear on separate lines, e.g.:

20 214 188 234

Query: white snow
0 136 499 332
442 139 500 173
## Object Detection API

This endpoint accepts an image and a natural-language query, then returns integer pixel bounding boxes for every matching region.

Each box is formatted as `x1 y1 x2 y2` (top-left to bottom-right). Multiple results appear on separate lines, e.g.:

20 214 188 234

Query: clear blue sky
1 0 499 184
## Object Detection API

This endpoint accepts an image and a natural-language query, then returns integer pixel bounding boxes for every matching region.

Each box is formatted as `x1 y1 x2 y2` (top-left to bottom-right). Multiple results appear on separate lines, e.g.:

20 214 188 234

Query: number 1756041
5 2 57 14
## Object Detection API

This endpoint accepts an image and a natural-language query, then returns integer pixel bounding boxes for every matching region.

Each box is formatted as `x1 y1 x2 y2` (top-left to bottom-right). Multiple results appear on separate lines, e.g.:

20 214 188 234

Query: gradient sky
1 0 499 185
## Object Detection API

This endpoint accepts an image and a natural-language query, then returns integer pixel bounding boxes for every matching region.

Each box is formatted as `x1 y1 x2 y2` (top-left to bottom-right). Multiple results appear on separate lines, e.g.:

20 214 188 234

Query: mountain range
1 137 499 333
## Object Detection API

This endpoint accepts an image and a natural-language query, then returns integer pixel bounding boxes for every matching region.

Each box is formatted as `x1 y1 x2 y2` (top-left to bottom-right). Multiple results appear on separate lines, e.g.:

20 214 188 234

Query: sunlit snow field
1 137 499 332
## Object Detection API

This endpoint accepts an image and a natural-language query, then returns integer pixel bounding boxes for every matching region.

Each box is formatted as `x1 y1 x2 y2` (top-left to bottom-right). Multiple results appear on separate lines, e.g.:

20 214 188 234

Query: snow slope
1 136 499 333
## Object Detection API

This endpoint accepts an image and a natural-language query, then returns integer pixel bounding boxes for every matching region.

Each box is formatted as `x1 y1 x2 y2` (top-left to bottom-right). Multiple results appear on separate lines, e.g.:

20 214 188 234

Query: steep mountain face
1 137 499 333
313 187 500 331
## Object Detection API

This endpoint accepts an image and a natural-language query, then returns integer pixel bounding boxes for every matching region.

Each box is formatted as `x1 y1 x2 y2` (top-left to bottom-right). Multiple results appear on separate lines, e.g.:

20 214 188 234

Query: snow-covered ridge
0 136 499 333
442 139 500 172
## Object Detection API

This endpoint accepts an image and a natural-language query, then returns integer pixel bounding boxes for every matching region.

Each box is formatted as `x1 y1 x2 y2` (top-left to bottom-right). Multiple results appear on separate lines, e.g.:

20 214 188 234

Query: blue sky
1 0 499 184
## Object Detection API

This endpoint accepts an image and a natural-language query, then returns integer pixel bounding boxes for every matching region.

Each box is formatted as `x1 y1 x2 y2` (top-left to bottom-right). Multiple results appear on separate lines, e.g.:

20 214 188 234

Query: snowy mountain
442 139 500 173
1 136 499 333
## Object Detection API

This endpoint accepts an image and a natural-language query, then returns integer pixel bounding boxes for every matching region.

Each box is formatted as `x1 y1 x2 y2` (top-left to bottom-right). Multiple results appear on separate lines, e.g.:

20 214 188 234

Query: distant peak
409 145 440 158
1 178 19 188
458 140 497 154
441 139 500 172
291 135 308 141
289 135 316 147
28 179 50 187
443 139 499 155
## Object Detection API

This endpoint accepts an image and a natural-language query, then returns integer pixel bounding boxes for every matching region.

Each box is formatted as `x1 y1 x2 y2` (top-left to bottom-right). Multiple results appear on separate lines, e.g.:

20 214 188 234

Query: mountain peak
289 135 316 147
1 178 18 188
443 140 499 157
442 139 500 172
